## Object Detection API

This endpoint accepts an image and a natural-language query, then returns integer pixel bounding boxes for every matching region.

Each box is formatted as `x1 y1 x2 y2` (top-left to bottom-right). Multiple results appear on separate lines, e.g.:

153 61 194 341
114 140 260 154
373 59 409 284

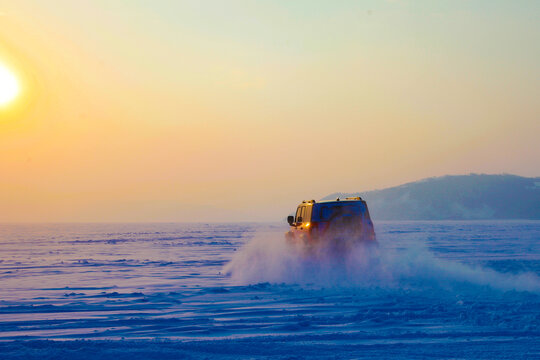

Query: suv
285 197 376 247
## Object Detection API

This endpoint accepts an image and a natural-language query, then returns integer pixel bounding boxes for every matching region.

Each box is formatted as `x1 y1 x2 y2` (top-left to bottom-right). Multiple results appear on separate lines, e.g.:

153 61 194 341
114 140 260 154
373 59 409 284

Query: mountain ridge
322 174 540 220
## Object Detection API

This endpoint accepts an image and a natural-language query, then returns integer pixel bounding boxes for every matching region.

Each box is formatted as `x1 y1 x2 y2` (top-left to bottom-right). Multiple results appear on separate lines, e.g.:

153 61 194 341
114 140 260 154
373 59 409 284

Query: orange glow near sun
0 62 20 107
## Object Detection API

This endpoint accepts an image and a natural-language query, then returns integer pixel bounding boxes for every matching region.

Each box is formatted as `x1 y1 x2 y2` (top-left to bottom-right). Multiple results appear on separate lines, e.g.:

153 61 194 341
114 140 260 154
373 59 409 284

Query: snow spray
224 230 540 293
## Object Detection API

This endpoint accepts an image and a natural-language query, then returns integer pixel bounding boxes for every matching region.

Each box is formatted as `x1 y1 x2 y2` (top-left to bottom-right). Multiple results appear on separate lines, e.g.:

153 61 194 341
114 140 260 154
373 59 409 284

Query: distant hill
323 174 540 220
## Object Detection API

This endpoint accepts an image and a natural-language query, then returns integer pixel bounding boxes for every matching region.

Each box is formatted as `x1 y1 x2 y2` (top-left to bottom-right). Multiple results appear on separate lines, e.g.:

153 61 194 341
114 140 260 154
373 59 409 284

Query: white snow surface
0 221 539 359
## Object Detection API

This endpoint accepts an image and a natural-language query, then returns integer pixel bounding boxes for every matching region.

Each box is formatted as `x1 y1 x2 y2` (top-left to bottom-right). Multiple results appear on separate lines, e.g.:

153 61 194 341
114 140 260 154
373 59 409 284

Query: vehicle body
285 197 376 250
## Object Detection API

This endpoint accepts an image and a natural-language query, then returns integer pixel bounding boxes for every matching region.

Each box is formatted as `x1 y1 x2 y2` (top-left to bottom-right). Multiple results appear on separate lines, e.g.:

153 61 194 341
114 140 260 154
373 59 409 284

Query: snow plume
224 230 386 286
224 230 540 293
387 244 540 293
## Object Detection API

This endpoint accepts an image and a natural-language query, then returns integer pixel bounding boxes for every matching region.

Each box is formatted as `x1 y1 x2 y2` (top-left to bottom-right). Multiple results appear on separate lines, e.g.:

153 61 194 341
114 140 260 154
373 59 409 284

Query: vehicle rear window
319 203 364 221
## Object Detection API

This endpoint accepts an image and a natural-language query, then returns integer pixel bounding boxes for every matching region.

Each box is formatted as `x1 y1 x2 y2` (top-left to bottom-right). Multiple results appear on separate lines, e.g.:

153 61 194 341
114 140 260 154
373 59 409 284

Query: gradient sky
1 0 539 222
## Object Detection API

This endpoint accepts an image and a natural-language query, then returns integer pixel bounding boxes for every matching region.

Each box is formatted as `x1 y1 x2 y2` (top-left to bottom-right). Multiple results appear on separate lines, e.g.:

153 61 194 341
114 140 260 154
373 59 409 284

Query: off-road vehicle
285 197 376 249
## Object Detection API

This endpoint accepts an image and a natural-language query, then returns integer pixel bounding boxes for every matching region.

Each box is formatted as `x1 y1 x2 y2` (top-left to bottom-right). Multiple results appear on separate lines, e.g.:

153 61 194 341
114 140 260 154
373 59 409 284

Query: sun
0 63 20 107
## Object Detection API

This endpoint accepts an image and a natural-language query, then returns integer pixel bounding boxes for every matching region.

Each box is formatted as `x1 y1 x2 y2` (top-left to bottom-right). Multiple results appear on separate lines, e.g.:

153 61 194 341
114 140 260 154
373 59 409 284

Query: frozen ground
0 221 539 359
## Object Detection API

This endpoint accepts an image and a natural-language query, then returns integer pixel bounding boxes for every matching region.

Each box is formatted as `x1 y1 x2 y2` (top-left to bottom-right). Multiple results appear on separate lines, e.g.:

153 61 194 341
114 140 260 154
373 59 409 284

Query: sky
0 0 539 222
